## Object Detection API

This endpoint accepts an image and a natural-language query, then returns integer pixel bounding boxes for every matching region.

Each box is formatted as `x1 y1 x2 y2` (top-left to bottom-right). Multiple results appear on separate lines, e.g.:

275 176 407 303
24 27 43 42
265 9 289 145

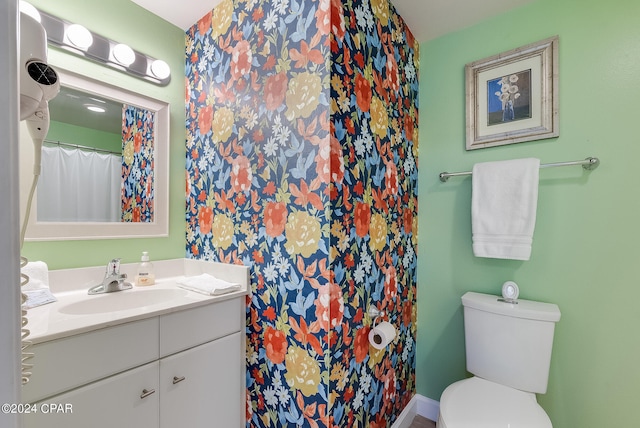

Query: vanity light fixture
25 3 171 86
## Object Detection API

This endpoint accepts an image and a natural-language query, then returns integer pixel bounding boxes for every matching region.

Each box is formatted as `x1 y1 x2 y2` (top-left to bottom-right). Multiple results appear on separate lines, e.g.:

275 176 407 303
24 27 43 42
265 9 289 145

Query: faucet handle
106 258 121 276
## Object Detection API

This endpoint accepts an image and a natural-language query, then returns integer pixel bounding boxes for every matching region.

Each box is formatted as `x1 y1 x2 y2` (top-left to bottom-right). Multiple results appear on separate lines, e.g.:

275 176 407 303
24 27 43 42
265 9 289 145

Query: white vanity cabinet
23 296 244 428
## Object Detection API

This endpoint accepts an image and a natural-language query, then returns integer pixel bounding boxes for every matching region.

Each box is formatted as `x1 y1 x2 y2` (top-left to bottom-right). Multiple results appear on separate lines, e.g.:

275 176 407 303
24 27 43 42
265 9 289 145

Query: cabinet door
23 361 159 428
160 332 242 428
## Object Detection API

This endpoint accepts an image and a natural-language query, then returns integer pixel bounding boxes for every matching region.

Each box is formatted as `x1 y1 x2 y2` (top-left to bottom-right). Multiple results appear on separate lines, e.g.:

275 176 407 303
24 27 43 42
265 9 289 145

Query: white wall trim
391 394 440 428
0 1 22 427
416 394 441 422
391 395 417 428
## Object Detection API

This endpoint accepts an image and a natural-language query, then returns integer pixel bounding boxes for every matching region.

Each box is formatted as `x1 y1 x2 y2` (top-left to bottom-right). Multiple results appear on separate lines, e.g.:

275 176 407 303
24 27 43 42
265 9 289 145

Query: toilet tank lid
462 292 561 322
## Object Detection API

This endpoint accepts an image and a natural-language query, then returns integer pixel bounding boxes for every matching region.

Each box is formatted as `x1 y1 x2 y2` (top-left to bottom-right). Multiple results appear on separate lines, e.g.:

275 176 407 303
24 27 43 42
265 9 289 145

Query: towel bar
439 157 600 182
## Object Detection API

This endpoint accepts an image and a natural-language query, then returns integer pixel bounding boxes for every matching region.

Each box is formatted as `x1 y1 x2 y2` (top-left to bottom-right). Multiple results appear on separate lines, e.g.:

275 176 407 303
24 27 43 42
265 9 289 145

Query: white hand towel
23 289 57 309
472 158 540 260
20 261 57 309
177 273 241 296
20 261 50 291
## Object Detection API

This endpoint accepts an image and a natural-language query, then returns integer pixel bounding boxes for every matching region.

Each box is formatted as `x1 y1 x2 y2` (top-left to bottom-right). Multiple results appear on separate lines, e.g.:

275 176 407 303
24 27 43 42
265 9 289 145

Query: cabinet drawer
23 317 159 403
24 361 159 428
159 297 242 357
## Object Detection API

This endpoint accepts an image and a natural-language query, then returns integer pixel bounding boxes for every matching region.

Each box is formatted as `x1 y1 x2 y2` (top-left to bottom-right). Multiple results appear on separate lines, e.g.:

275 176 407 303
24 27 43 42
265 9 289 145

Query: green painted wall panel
47 121 121 153
417 0 640 426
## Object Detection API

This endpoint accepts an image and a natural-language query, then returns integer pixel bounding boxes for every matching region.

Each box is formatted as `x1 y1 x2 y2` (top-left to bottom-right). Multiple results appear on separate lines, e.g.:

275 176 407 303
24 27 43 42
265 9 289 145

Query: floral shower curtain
121 104 154 222
38 145 121 222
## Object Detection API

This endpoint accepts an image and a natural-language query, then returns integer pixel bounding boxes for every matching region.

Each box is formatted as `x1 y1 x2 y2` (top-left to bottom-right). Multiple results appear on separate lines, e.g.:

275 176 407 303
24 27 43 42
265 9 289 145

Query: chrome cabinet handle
140 388 155 399
172 376 186 384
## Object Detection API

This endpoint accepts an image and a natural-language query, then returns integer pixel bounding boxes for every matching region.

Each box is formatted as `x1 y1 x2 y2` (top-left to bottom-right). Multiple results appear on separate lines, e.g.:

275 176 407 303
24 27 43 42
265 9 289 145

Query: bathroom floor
410 415 436 428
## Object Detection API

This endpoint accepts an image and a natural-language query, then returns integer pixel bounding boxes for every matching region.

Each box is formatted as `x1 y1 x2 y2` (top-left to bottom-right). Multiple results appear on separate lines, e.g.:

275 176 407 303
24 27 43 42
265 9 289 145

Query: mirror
20 67 169 240
41 85 150 223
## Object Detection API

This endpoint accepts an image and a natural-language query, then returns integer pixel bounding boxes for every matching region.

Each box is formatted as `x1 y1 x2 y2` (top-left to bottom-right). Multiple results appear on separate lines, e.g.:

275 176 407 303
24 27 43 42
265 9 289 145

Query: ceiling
50 0 536 135
49 86 122 135
392 0 535 42
130 0 534 43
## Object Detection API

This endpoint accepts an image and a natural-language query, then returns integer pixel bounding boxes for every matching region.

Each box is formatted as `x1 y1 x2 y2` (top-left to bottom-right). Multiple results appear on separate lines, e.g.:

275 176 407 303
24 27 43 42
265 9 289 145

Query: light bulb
112 43 135 66
150 59 170 80
85 105 105 113
66 24 93 50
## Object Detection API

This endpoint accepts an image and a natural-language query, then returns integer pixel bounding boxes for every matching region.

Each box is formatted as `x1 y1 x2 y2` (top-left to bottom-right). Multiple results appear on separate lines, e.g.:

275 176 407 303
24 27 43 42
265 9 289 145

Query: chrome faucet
88 258 132 295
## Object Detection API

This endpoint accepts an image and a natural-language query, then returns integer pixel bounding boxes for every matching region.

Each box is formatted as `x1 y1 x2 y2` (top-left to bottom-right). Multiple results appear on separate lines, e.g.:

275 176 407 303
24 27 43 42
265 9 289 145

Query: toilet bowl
437 376 551 428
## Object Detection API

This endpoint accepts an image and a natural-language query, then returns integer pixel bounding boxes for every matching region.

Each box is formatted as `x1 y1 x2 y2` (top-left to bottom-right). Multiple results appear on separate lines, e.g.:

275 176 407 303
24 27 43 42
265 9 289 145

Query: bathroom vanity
21 259 249 428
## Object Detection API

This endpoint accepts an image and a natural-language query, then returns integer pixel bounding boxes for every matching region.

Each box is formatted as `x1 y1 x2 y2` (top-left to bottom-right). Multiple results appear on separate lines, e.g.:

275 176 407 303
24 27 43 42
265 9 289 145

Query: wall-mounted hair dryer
20 11 59 175
18 7 62 386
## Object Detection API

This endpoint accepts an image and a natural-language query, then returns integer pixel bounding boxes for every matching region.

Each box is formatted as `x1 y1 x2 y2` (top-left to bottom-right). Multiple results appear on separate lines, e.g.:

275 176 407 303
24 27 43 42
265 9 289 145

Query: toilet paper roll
368 321 396 350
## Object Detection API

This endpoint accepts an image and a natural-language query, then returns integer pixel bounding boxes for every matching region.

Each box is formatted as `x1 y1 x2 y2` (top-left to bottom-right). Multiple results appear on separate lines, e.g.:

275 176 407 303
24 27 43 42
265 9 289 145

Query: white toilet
437 291 561 428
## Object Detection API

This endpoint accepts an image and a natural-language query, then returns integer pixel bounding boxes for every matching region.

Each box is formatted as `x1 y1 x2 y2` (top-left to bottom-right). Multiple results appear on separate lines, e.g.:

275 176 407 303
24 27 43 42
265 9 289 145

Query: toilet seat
438 377 552 428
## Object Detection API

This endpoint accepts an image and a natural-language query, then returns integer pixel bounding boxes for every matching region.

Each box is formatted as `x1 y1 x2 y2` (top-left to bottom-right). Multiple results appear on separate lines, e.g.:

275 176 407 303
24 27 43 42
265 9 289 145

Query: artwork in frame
465 36 559 150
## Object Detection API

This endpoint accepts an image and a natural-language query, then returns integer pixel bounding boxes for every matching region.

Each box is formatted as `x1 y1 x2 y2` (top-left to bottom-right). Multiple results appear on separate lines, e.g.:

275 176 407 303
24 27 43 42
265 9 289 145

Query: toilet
437 291 561 428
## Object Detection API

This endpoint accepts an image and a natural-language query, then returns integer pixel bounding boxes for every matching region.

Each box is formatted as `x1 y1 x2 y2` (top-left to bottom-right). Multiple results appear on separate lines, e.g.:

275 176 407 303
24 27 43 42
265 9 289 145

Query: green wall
22 0 185 269
417 0 640 426
47 121 121 153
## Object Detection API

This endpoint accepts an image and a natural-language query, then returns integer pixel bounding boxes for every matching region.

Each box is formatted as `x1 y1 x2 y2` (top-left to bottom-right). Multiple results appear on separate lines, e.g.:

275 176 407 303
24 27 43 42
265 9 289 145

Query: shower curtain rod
44 139 121 156
438 157 600 182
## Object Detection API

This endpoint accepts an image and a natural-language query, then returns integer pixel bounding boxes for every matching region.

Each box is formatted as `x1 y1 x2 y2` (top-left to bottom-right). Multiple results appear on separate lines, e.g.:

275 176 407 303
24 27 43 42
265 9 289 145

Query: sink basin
59 288 188 315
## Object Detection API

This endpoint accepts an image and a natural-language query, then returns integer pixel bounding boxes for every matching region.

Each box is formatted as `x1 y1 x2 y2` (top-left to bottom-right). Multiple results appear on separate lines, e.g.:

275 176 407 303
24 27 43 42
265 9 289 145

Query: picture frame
465 36 559 150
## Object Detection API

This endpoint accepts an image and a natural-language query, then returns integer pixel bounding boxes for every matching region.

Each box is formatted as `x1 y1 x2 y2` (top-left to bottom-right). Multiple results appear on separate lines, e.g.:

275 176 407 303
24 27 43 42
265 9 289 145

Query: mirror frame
21 67 170 241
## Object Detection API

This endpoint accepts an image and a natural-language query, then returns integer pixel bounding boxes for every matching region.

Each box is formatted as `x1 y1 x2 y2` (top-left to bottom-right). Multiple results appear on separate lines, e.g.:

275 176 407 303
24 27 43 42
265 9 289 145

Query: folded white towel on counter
472 158 540 260
20 261 57 309
22 289 57 309
177 273 241 296
20 261 50 291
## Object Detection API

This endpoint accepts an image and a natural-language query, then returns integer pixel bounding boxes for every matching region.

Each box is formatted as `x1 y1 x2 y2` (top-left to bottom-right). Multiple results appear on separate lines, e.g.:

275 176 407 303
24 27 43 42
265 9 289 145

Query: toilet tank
462 292 561 394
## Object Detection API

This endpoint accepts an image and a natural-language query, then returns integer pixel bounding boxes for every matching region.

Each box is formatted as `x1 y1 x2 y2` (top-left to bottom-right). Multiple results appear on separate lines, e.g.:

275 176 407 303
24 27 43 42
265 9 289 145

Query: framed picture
465 36 559 150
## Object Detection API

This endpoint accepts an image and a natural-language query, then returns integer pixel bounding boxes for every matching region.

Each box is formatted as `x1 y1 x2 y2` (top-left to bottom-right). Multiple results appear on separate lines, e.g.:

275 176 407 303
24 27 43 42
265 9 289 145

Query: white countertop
23 259 250 344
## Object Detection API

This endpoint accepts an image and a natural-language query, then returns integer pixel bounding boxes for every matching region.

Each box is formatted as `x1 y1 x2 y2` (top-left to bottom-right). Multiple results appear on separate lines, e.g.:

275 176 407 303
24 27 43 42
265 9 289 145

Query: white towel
472 158 540 260
23 289 58 309
20 261 57 308
177 273 241 296
20 261 50 291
